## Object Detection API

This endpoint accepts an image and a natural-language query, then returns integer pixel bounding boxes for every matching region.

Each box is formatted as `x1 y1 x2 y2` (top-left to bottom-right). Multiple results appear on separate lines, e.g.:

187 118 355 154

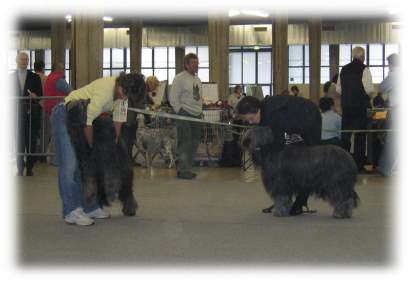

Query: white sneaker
86 207 111 219
64 208 94 226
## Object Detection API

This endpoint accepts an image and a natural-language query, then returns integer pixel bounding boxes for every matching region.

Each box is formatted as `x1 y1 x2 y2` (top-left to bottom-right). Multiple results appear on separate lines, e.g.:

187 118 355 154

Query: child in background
319 97 341 145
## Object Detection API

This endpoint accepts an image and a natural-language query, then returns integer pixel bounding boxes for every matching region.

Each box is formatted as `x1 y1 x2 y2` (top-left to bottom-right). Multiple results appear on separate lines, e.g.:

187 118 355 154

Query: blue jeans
51 103 99 217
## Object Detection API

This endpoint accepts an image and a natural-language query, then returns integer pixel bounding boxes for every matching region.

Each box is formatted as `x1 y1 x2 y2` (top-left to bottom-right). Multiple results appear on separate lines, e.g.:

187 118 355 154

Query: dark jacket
13 70 43 123
340 59 371 109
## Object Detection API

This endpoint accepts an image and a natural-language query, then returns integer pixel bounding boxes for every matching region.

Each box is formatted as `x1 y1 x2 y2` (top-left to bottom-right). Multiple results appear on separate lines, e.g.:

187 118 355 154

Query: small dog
242 127 360 218
133 114 176 168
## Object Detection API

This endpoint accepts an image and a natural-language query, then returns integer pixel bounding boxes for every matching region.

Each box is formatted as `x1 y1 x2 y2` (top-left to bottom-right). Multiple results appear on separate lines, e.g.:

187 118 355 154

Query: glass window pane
154 47 168 68
339 44 351 66
44 49 52 70
369 44 383 66
352 44 367 64
198 46 209 67
142 48 152 68
304 45 309 66
261 86 270 97
142 68 153 77
103 49 111 68
154 68 168 81
289 45 303 66
321 44 329 66
45 70 51 76
168 47 175 68
65 49 70 69
369 67 383 84
112 48 124 68
385 44 399 65
198 68 209 82
103 69 111 77
304 67 310 84
321 67 330 84
126 48 130 68
168 68 176 84
257 52 271 84
242 53 256 84
229 52 242 84
111 69 124 77
185 46 196 55
289 67 303 84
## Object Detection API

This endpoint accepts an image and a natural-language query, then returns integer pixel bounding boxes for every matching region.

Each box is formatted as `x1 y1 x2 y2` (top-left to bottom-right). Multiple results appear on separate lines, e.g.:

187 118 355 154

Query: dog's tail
352 190 360 208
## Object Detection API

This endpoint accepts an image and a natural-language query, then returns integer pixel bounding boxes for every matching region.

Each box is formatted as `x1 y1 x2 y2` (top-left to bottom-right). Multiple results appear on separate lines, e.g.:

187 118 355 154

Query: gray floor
16 163 393 267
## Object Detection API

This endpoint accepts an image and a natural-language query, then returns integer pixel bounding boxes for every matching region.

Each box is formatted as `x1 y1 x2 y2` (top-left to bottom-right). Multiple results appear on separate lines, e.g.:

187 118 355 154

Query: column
272 15 288 95
129 19 143 74
71 14 103 89
308 19 321 105
208 16 230 100
51 18 67 69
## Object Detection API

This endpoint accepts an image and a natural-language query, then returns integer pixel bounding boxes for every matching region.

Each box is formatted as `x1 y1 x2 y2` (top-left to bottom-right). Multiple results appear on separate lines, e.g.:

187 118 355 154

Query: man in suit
14 51 43 176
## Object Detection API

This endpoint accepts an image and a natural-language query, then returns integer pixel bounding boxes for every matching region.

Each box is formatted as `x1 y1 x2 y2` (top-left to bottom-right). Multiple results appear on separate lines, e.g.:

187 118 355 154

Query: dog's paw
122 197 138 216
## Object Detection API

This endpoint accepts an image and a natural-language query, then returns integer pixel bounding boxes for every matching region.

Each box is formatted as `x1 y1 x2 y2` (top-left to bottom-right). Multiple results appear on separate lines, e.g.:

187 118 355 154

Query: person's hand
27 89 38 99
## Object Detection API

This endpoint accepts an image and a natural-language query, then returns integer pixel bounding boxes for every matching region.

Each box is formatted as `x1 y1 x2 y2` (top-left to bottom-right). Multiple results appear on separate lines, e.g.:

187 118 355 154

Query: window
288 45 307 84
228 46 272 96
320 45 330 84
103 48 127 77
339 43 400 83
185 46 209 83
141 47 176 83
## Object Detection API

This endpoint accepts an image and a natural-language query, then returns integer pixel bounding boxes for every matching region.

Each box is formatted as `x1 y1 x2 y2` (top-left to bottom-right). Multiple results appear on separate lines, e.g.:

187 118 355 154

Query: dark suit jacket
13 70 43 126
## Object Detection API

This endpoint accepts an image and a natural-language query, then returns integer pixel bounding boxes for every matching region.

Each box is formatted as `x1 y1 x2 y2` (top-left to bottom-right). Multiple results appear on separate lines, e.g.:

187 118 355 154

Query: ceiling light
228 10 269 18
65 15 72 23
242 10 269 18
228 10 240 17
103 16 113 22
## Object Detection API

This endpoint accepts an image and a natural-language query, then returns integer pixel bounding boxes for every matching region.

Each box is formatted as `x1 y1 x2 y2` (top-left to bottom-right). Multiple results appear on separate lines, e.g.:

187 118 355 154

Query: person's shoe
26 169 33 176
64 208 95 226
17 171 23 177
86 207 111 219
262 204 274 213
177 171 195 180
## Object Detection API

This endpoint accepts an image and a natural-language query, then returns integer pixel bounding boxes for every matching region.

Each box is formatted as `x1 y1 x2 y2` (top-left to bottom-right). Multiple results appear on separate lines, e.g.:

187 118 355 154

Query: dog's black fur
65 73 146 216
242 127 359 218
66 100 137 216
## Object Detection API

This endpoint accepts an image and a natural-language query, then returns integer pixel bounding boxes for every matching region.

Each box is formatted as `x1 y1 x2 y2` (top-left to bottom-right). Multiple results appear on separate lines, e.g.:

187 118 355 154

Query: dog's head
241 127 274 166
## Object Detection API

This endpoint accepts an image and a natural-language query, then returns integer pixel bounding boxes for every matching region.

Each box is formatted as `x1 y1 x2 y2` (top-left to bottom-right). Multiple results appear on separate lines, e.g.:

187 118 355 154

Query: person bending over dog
52 73 145 226
236 95 322 215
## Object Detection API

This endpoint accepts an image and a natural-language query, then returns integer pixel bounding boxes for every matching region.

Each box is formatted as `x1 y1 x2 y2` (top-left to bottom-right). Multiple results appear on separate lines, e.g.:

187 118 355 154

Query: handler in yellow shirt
52 73 146 226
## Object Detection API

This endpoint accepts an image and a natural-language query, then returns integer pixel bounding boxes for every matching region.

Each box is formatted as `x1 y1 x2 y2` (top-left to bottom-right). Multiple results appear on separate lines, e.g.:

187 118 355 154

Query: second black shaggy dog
242 127 359 218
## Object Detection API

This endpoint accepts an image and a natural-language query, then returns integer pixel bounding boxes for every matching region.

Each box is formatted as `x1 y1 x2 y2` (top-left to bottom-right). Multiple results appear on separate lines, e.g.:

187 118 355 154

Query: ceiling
15 14 396 31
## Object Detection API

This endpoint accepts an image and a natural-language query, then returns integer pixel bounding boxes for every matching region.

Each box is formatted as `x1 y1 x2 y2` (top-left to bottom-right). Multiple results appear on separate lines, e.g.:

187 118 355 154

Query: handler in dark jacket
336 46 374 171
236 95 322 215
13 51 43 176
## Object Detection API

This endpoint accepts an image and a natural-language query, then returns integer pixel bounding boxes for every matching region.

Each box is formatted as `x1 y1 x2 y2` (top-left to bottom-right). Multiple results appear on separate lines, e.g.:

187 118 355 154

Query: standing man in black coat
13 51 43 176
336 46 374 172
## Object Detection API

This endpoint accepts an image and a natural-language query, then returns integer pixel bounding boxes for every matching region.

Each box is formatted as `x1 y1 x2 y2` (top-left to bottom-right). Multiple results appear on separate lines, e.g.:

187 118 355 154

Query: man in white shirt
169 53 203 180
336 46 374 171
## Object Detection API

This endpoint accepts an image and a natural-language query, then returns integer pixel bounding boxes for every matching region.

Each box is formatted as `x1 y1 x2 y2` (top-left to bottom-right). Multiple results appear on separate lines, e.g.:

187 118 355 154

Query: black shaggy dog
66 73 146 216
242 127 360 218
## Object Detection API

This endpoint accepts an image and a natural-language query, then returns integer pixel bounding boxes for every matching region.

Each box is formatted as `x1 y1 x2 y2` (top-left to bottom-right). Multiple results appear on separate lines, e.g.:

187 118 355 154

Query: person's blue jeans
51 103 99 217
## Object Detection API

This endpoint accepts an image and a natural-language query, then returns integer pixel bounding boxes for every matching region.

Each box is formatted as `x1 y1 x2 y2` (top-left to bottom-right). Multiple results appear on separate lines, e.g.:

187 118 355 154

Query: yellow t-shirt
64 77 126 126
